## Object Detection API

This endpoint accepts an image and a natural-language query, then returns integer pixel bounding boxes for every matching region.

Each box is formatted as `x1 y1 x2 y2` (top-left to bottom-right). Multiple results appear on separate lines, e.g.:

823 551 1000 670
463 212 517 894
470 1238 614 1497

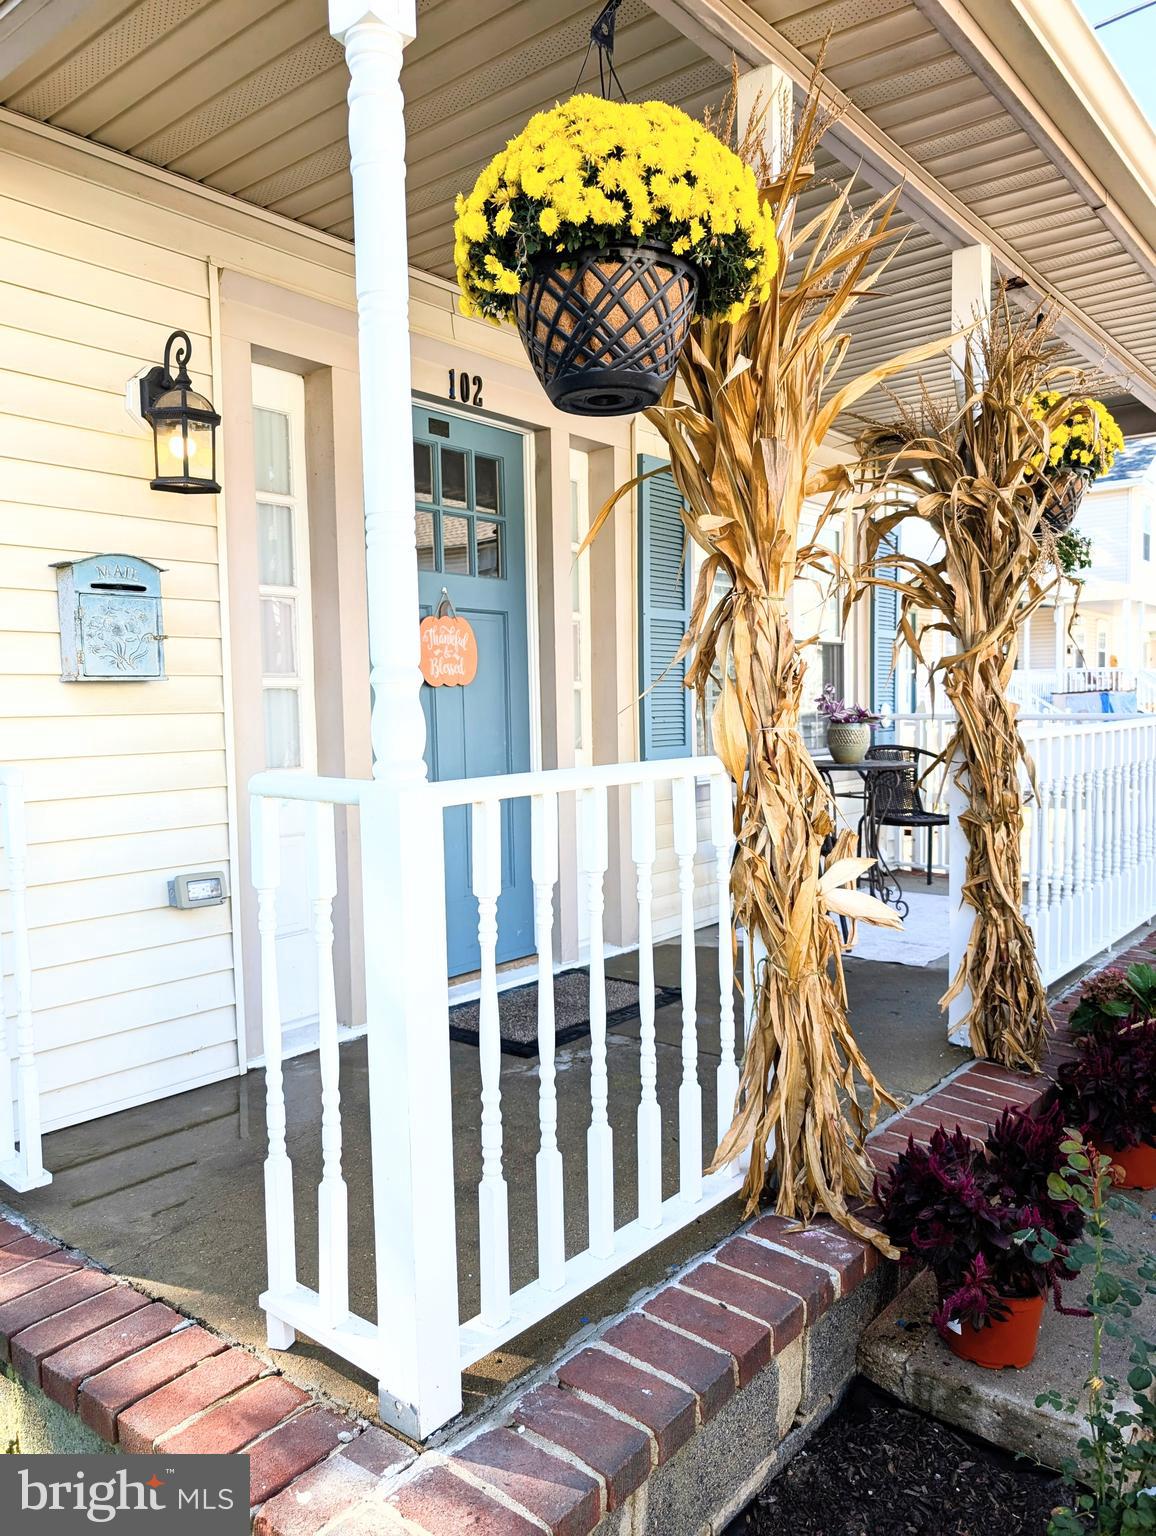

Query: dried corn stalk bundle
851 302 1076 1071
590 72 957 1240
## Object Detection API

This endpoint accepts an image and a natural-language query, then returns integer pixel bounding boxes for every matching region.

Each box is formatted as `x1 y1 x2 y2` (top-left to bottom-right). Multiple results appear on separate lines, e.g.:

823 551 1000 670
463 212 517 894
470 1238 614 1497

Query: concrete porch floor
3 931 963 1428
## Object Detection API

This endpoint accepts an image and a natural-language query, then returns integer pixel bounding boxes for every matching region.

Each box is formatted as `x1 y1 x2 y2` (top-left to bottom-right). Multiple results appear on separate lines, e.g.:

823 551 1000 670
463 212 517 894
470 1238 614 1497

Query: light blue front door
412 405 534 975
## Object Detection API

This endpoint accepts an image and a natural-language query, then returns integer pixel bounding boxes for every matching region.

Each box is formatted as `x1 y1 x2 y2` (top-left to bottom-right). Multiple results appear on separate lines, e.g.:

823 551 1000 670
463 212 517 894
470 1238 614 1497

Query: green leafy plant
1070 965 1156 1043
1033 1131 1156 1534
1057 529 1093 578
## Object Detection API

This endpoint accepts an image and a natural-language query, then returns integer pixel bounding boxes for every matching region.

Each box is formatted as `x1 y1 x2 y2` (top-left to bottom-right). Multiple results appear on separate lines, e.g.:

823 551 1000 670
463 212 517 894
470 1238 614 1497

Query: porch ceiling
1 0 1154 418
0 0 728 258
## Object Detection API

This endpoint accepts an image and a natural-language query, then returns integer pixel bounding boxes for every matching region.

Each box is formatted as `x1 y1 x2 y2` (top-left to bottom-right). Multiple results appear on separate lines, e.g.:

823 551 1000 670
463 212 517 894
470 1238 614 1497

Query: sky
1076 1 1156 124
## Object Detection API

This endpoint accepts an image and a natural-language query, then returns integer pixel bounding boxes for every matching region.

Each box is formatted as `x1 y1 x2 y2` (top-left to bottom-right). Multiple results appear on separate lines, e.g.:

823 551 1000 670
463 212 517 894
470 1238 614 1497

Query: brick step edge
4 933 1143 1536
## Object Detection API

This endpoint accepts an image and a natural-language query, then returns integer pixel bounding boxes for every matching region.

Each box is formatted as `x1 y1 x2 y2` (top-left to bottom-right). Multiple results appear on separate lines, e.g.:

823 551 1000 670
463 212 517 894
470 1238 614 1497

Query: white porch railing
0 768 49 1192
1019 715 1156 985
250 755 744 1438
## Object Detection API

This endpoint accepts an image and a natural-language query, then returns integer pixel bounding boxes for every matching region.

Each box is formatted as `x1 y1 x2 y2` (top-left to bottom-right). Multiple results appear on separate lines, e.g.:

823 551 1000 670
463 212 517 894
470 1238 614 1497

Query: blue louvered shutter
639 455 693 759
871 531 900 714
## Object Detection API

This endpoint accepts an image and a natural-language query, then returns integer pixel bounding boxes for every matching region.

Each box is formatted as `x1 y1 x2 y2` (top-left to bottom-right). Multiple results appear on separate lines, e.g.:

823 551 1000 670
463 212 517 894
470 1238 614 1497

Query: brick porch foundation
5 933 1148 1535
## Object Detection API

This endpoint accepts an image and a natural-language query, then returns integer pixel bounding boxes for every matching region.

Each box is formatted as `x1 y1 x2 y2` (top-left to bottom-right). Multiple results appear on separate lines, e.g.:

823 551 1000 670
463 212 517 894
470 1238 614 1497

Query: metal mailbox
53 554 166 682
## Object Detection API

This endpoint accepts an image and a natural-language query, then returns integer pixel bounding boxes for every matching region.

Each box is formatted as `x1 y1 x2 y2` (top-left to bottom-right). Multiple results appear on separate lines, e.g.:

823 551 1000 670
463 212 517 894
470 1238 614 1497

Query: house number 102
448 369 484 408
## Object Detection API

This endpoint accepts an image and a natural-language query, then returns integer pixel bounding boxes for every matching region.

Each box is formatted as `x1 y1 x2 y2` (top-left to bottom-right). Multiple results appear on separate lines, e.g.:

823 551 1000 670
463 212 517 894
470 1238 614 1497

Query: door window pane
475 456 500 513
253 408 291 495
442 515 470 574
263 688 301 768
476 519 501 578
415 511 437 570
414 441 434 502
261 598 298 676
258 502 295 586
441 448 468 507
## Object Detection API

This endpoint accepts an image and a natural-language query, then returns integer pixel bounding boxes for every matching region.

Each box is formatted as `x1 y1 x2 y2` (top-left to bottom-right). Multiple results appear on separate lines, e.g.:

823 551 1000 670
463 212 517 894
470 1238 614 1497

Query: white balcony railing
1008 667 1156 712
0 768 49 1192
250 755 744 1438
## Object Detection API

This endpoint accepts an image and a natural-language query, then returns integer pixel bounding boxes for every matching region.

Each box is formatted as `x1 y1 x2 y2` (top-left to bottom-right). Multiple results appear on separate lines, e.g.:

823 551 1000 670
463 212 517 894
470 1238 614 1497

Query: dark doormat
448 968 681 1057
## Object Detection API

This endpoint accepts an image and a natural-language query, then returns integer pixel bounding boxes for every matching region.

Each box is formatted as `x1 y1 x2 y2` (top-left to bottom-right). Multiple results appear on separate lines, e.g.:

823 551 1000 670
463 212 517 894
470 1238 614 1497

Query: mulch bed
728 1379 1066 1536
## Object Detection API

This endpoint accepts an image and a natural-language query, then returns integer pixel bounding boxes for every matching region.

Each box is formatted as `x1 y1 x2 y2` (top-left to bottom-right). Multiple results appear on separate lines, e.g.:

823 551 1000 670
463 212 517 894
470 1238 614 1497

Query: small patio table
811 757 909 918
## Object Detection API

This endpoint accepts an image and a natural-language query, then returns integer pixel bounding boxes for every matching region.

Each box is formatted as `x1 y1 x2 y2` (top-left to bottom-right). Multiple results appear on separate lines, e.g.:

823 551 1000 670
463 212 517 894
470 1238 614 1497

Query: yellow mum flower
453 94 780 323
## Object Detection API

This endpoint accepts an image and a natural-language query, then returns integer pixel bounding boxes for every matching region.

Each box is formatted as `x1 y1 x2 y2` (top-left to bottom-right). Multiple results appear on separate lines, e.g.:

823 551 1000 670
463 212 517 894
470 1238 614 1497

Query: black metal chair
863 744 949 886
814 769 850 943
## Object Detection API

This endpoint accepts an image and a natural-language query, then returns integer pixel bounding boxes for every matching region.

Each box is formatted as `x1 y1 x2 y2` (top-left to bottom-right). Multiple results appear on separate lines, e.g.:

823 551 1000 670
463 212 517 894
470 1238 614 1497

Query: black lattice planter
1039 468 1091 537
514 244 698 416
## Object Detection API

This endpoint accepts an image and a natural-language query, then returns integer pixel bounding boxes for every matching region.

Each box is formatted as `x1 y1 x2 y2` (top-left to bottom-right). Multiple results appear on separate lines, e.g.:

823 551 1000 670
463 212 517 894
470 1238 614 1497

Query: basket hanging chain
573 0 628 100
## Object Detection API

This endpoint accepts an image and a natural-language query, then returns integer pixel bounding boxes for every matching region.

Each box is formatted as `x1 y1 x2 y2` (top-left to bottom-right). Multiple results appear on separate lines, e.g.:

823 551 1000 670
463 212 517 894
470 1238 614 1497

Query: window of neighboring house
1144 506 1151 562
569 449 593 767
1097 623 1109 669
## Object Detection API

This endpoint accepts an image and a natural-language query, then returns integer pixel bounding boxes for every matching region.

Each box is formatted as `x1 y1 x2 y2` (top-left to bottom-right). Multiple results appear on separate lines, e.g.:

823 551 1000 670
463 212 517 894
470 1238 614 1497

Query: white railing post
710 773 738 1151
0 770 48 1192
672 774 702 1205
946 757 973 1047
359 780 461 1438
630 780 662 1230
251 794 297 1349
531 793 565 1291
308 803 348 1327
473 799 510 1329
580 785 614 1260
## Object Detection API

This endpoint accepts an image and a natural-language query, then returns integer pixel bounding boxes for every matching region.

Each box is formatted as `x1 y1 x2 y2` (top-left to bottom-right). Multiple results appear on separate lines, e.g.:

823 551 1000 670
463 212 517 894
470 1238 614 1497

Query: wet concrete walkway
4 937 961 1423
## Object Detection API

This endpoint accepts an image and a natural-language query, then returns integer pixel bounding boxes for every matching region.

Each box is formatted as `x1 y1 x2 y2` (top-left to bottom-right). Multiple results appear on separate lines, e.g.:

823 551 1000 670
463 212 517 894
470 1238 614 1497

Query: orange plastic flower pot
945 1293 1045 1370
1100 1140 1156 1190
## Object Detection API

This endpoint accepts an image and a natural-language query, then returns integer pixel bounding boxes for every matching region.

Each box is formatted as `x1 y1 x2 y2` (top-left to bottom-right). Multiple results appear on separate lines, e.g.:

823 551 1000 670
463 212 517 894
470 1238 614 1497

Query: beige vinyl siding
0 116 353 1131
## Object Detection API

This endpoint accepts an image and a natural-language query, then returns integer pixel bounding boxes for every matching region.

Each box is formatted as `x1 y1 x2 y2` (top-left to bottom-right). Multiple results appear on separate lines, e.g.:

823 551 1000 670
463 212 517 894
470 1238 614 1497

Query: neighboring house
1031 436 1156 674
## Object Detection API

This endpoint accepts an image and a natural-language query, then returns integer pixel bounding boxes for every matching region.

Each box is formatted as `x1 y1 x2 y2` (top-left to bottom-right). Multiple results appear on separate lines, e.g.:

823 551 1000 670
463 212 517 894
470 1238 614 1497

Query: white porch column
946 245 991 1046
950 244 992 393
737 63 793 175
332 0 426 786
329 0 461 1439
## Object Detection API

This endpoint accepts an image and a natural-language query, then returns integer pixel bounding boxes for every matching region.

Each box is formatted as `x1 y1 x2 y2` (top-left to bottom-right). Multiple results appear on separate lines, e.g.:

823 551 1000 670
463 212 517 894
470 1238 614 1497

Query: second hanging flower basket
1026 391 1123 536
454 95 778 416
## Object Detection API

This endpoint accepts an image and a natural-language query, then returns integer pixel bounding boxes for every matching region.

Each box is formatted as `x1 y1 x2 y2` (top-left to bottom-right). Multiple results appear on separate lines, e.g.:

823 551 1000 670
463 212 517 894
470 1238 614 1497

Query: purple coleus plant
873 1103 1084 1337
814 683 878 725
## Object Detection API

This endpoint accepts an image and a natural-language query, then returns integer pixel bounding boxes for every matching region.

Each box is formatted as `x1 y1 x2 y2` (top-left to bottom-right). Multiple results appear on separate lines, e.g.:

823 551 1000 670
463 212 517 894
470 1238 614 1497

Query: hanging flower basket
515 243 697 414
454 95 778 416
1026 391 1123 541
1041 467 1091 535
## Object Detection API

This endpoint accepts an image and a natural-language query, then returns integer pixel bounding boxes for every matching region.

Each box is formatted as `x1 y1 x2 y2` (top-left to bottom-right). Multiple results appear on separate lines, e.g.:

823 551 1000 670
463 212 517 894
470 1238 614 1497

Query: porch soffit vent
403 0 654 137
7 0 213 122
238 141 351 209
773 0 912 51
851 53 972 114
133 32 344 168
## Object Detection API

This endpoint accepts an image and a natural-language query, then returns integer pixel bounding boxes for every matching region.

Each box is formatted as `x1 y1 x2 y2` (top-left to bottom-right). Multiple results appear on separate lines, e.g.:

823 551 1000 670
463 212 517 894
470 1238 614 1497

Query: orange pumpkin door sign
419 595 478 687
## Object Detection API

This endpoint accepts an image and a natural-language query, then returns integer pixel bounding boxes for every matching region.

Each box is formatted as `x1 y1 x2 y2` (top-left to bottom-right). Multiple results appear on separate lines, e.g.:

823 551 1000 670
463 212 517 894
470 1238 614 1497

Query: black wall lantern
140 330 221 494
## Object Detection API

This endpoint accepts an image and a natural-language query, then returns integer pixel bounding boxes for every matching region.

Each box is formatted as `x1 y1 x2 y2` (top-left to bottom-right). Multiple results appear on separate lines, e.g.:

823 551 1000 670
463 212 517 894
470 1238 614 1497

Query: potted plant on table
1047 975 1156 1190
875 1103 1085 1369
453 95 778 416
815 685 878 765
